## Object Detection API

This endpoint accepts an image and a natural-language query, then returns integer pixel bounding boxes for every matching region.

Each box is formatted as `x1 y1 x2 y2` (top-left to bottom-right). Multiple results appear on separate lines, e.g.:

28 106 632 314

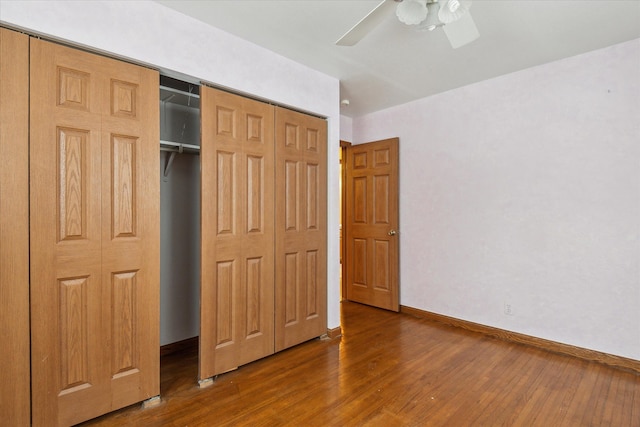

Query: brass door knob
388 230 397 236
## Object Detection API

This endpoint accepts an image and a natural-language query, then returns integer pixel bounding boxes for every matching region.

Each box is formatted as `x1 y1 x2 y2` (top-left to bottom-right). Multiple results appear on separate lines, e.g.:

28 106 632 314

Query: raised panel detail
374 240 390 291
345 138 398 312
284 252 298 325
247 155 263 233
353 239 367 286
201 86 278 379
112 135 137 238
374 148 390 166
59 277 89 393
306 250 318 318
216 261 234 347
274 106 326 353
111 80 137 118
32 38 161 425
58 67 89 110
353 152 367 169
246 114 263 143
112 271 137 376
246 257 262 337
217 107 235 137
285 160 298 231
373 174 389 225
306 128 318 152
58 127 88 242
353 177 367 224
306 163 318 230
217 151 235 235
284 123 298 149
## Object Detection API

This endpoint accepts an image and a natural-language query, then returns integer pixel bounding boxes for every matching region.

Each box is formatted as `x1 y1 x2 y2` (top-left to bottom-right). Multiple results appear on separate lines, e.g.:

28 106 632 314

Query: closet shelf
159 76 200 178
160 85 200 109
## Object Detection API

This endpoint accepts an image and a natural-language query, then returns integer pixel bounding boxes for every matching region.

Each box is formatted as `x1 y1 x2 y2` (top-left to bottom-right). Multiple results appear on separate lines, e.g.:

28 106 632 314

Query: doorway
341 138 400 312
339 140 351 301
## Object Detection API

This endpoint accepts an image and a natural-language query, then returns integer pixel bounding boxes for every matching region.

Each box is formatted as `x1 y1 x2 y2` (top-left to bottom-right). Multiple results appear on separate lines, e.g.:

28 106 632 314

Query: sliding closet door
30 39 159 426
0 28 30 427
200 87 275 379
274 107 327 351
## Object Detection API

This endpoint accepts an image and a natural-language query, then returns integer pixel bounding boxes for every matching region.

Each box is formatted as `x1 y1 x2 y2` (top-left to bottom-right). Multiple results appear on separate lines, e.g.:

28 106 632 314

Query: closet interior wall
160 152 200 345
160 76 201 346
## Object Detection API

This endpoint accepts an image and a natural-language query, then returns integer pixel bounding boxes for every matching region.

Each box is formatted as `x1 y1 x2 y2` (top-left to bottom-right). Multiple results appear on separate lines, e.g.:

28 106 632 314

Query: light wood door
30 39 160 426
345 138 399 312
274 107 327 351
200 87 275 379
0 28 30 427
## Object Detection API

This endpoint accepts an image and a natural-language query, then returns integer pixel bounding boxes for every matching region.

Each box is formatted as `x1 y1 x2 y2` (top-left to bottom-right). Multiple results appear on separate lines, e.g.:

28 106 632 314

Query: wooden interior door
0 28 30 427
345 138 399 312
200 86 275 379
30 39 160 426
274 107 327 351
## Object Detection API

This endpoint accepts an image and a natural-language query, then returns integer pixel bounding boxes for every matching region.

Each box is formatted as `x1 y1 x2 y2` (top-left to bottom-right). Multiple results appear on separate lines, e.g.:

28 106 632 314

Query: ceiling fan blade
336 0 397 46
442 10 479 49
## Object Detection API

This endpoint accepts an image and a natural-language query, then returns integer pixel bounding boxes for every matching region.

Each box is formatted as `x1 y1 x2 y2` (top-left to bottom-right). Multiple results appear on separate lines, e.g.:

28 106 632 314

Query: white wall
352 39 640 360
340 115 353 143
0 0 342 330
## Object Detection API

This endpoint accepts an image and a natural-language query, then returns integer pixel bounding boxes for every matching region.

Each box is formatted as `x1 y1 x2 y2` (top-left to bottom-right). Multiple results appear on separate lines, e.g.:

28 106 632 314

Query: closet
0 29 327 426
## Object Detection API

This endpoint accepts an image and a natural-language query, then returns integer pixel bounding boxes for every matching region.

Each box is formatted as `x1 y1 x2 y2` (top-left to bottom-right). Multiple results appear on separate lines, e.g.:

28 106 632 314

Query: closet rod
160 141 200 176
160 140 200 152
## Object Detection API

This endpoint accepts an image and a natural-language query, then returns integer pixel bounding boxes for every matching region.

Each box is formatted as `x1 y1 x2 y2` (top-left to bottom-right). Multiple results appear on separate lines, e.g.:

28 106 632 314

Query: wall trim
400 305 640 375
327 326 342 339
160 336 198 357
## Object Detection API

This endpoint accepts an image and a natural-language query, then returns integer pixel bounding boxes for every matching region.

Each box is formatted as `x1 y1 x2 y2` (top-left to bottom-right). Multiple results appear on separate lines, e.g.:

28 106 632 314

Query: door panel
345 138 399 312
0 28 30 427
275 107 327 352
200 87 275 379
30 39 159 426
102 57 160 411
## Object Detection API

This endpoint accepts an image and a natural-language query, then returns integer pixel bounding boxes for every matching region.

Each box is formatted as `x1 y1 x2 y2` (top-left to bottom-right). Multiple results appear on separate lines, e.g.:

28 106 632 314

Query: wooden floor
81 301 639 427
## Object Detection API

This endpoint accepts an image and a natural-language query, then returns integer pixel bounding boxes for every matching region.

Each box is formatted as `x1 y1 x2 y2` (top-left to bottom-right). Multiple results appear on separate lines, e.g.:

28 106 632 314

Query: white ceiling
156 0 640 118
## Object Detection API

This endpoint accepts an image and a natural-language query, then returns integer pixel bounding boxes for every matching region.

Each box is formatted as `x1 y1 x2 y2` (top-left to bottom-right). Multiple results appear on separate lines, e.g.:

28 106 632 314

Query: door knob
388 230 397 236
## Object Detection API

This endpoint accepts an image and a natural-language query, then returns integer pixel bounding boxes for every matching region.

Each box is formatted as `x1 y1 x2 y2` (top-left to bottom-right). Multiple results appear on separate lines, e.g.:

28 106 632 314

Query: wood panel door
30 39 160 426
345 138 399 312
274 107 327 351
200 87 275 379
0 28 30 427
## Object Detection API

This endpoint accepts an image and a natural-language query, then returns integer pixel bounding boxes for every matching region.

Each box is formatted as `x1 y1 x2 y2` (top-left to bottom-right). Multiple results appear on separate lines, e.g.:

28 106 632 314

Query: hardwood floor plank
80 301 639 427
448 346 528 424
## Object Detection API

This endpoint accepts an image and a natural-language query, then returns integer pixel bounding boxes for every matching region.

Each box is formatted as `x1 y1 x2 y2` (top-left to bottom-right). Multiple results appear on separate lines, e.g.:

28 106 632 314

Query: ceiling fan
336 0 479 49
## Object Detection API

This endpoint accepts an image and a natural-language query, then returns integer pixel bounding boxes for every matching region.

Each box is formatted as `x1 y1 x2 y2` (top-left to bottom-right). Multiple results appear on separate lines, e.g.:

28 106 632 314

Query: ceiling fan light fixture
415 2 443 32
447 0 461 13
438 0 471 24
396 0 429 25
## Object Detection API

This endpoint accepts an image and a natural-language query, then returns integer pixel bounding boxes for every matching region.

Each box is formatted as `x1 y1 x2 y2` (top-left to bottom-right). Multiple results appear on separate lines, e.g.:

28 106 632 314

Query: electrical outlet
504 302 513 316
